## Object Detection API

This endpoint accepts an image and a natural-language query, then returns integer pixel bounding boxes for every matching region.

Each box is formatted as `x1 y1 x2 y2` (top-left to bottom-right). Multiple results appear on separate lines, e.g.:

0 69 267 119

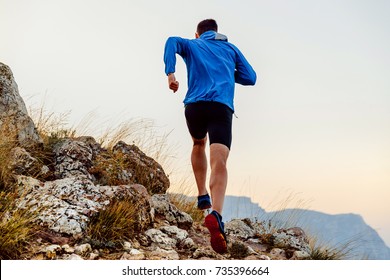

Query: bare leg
191 137 208 196
209 143 230 214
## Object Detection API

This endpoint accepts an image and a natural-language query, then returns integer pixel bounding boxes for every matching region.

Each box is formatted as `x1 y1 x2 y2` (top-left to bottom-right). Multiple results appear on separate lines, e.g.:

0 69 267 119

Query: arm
234 47 257 86
163 37 188 92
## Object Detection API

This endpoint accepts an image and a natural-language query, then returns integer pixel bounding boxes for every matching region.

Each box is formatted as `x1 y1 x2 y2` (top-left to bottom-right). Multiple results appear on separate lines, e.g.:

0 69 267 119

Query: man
163 19 256 254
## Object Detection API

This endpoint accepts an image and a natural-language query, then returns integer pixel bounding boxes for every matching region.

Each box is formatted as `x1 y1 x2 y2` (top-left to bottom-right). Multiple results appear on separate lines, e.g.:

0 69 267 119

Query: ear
195 32 200 39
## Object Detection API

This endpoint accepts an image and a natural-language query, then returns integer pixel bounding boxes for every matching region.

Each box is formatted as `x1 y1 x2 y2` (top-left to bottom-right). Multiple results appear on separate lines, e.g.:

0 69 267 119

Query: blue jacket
164 31 256 111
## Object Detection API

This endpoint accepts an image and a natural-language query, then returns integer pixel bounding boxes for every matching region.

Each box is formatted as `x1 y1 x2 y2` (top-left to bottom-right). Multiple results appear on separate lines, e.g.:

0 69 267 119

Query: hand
168 73 179 93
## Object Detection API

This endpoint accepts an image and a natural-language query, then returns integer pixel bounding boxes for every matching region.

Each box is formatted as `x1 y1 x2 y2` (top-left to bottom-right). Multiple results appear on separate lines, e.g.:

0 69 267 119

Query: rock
8 147 51 180
123 241 132 252
144 228 177 250
16 175 153 236
121 249 145 260
151 194 193 229
89 252 100 260
192 248 220 259
43 244 62 259
292 250 311 260
112 141 170 194
74 243 92 255
272 227 311 254
180 238 197 250
160 225 189 242
258 255 271 260
63 254 84 260
147 247 180 260
61 244 75 254
0 62 42 148
269 248 286 259
53 138 94 179
225 219 256 239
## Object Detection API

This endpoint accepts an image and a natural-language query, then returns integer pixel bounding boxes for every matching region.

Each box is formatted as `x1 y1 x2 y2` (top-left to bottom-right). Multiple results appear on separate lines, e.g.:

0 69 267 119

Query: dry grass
169 192 205 223
308 234 363 260
0 122 18 191
229 241 250 259
0 192 36 259
86 197 141 244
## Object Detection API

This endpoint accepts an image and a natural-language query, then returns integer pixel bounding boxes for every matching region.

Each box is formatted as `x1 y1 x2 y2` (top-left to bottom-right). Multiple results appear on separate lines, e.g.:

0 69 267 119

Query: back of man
164 23 256 111
163 19 256 254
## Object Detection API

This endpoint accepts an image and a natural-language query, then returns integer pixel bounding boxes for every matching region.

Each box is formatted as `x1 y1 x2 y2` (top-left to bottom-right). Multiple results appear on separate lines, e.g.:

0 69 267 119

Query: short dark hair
197 19 218 35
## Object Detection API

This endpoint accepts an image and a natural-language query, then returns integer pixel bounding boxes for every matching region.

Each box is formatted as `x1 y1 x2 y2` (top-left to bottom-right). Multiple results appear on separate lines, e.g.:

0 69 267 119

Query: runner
164 19 257 254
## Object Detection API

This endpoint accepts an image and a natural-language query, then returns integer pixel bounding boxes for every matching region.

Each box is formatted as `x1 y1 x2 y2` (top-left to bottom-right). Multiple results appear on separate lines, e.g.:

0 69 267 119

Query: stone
258 255 271 260
16 175 152 236
269 248 286 259
180 238 197 250
144 228 177 250
272 227 310 254
123 241 132 252
0 62 42 148
225 219 256 239
53 138 94 179
292 250 311 260
8 147 43 176
112 141 170 194
159 225 189 242
43 244 62 259
121 249 145 260
61 244 75 254
89 252 100 260
147 247 180 260
74 243 92 255
151 194 193 229
63 254 84 260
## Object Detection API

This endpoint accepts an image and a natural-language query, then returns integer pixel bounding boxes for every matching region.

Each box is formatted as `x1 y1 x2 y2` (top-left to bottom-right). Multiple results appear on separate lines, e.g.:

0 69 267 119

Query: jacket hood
200 31 228 42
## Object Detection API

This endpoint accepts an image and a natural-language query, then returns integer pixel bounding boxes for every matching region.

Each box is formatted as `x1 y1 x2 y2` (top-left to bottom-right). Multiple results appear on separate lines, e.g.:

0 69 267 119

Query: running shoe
197 194 212 210
204 210 228 254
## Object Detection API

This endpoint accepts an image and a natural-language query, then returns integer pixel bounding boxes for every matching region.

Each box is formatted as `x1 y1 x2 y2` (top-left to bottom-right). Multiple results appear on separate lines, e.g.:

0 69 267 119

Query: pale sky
1 0 389 247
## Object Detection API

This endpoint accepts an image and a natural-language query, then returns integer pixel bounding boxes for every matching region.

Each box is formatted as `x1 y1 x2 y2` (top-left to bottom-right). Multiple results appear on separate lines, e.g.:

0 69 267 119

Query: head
195 19 218 38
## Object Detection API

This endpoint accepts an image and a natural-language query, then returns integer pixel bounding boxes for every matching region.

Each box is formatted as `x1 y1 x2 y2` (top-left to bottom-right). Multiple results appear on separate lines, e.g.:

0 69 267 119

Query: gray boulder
0 62 42 148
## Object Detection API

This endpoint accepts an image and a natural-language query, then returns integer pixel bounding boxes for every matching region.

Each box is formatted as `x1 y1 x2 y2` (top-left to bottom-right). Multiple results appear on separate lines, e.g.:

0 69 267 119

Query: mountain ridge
223 195 390 260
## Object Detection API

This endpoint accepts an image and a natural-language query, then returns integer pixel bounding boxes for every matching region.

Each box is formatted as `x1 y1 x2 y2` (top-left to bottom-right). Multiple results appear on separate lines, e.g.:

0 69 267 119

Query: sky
1 0 389 247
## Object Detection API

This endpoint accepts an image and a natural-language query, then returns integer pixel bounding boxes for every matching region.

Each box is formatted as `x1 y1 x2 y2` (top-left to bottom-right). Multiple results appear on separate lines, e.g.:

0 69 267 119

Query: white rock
123 241 133 252
64 254 84 260
61 244 75 254
160 225 188 242
75 244 92 255
144 228 177 249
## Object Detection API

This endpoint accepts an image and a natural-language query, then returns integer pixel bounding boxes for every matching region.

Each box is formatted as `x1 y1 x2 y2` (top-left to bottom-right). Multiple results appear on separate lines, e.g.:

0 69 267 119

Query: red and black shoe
205 210 228 254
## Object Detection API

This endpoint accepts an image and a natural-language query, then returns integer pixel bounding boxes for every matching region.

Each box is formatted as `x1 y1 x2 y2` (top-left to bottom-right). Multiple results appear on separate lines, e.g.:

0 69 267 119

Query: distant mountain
223 196 390 260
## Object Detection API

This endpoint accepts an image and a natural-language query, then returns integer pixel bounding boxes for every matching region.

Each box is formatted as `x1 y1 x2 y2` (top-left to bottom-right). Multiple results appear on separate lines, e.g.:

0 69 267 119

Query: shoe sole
205 214 227 254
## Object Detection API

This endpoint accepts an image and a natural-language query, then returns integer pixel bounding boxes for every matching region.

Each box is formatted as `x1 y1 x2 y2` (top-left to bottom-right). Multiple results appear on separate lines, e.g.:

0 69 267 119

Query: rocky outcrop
2 62 313 260
16 176 153 236
0 62 42 148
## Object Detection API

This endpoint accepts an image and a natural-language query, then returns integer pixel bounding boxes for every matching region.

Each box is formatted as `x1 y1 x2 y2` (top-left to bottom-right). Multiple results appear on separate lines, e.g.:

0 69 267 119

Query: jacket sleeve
234 47 257 85
163 37 189 76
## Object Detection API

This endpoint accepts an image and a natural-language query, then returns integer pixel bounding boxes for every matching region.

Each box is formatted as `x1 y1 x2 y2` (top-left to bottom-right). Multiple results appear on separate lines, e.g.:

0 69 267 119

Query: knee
193 137 207 148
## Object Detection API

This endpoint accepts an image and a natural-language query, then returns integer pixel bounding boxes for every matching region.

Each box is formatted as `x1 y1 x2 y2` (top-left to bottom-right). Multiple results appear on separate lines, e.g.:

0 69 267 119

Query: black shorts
184 101 233 149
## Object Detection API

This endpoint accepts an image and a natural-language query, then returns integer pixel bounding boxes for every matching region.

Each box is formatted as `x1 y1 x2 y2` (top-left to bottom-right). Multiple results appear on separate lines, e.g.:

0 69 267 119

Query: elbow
244 72 257 86
249 72 257 85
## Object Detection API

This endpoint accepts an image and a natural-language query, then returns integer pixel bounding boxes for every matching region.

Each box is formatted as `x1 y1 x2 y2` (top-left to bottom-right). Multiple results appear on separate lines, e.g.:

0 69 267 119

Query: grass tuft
229 241 250 259
86 197 142 244
0 192 36 259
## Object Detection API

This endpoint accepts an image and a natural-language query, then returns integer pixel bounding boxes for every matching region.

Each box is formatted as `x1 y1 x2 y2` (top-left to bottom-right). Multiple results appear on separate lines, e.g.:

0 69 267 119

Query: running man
163 19 257 254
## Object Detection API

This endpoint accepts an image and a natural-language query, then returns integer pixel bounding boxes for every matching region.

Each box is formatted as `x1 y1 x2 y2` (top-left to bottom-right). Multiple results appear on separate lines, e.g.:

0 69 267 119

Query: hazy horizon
1 0 389 247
